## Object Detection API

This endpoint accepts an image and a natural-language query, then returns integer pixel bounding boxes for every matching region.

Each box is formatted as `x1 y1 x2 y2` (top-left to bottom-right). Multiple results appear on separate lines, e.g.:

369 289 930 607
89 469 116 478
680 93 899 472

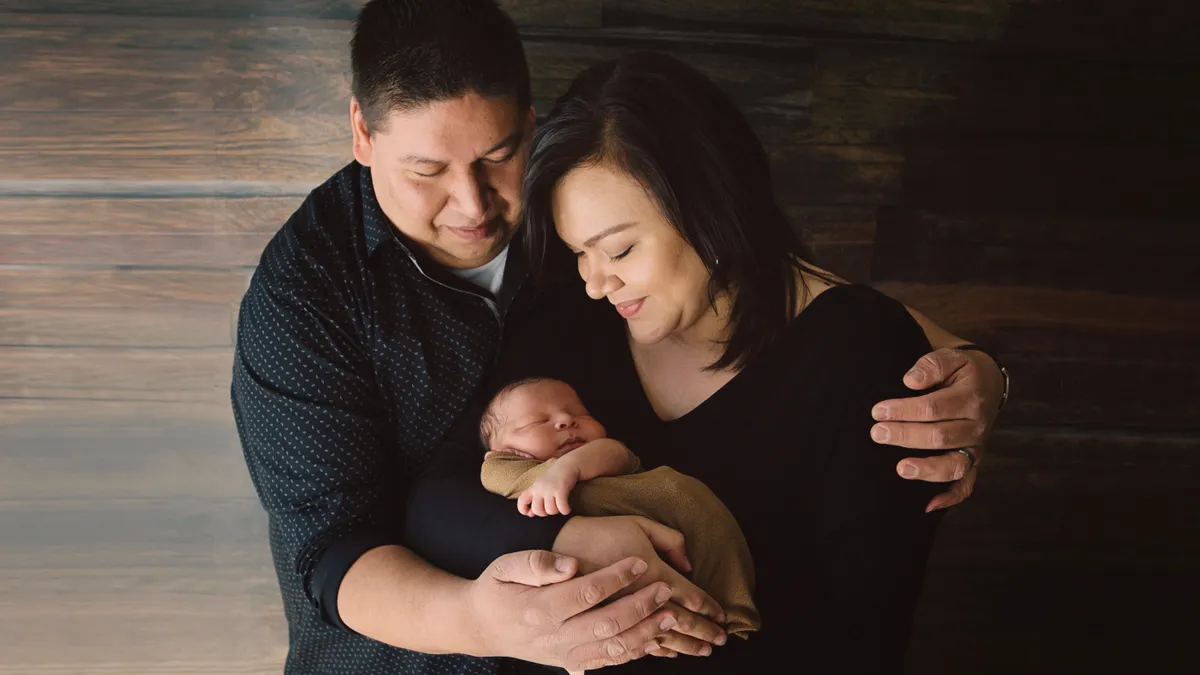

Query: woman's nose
583 261 621 300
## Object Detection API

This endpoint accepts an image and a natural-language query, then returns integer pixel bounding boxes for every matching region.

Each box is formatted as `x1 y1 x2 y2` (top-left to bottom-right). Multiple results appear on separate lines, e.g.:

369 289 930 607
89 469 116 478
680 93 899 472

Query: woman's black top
412 282 944 674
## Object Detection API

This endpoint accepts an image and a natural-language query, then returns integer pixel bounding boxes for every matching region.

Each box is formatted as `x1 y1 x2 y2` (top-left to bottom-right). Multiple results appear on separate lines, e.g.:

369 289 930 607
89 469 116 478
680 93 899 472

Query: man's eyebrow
583 222 637 249
401 130 522 166
482 129 522 156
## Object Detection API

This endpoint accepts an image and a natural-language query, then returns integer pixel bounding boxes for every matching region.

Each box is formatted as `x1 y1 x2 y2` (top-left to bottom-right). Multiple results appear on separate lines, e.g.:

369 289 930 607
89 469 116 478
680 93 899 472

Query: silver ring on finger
952 447 977 472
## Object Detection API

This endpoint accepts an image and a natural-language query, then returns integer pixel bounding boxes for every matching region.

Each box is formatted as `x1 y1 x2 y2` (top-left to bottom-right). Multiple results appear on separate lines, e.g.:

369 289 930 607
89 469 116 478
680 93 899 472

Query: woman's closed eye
573 245 634 262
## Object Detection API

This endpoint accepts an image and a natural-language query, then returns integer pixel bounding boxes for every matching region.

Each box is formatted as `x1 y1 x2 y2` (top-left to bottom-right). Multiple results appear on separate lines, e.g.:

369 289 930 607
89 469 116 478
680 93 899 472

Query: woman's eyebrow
583 222 637 248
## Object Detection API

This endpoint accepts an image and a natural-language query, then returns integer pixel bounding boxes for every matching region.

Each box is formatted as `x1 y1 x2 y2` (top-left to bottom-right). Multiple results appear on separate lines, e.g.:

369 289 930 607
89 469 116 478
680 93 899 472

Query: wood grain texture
0 347 233 402
0 268 252 308
873 209 1200 295
603 0 1011 43
909 427 1200 672
0 0 602 27
0 307 234 347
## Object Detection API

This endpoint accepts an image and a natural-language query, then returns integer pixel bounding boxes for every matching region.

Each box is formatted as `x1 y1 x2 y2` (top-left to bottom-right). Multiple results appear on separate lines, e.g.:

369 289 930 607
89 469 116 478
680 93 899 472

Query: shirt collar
360 163 393 257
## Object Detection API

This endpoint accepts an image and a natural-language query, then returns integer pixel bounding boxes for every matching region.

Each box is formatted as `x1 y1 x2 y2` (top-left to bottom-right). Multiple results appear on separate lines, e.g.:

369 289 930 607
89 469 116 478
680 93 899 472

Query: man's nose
450 166 489 221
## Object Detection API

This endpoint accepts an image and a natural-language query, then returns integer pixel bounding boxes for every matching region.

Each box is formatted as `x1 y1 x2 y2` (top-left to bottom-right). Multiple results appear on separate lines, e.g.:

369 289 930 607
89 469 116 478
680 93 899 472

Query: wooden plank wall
1 1 1196 673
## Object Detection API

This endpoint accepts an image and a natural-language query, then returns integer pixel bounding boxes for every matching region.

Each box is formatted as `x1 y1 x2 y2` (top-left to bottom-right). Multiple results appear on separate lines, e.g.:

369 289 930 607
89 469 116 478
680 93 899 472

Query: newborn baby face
492 380 607 460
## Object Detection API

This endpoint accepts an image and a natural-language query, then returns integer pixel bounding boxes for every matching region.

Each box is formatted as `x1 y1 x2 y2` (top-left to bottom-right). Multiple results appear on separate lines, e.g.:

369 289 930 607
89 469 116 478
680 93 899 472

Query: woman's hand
870 346 1005 511
553 516 728 658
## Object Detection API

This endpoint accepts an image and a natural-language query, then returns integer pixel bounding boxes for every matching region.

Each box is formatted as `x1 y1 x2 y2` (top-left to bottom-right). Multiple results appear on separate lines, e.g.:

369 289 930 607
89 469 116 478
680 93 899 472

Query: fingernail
660 616 677 631
872 404 889 421
716 612 726 624
907 368 926 384
715 633 727 646
871 425 889 443
645 641 660 654
700 645 712 656
631 559 648 576
554 555 573 573
899 462 918 479
654 586 672 605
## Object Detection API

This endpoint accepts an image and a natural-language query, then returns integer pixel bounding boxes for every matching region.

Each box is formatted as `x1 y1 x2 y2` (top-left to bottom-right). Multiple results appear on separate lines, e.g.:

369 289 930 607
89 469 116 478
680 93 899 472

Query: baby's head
480 378 607 460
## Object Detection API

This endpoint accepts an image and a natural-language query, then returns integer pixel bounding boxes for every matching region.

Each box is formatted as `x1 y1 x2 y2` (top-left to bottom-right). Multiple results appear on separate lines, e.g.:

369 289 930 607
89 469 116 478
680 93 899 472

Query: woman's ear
350 97 374 166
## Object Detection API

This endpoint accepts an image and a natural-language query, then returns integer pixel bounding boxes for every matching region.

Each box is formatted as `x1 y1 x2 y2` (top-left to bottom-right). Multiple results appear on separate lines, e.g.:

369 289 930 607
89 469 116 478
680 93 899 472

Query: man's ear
350 97 374 166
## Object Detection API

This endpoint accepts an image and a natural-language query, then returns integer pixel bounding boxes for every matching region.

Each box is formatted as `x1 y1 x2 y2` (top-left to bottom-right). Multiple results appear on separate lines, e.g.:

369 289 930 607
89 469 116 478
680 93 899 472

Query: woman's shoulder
785 281 931 375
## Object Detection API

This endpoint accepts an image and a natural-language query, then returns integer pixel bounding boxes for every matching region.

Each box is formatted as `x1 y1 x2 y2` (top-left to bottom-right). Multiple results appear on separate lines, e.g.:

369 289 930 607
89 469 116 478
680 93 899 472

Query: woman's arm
813 291 945 673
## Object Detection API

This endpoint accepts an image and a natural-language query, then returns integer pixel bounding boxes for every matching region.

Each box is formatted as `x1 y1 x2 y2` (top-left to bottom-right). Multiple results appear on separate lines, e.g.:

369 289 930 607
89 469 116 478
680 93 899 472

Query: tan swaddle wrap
481 452 761 637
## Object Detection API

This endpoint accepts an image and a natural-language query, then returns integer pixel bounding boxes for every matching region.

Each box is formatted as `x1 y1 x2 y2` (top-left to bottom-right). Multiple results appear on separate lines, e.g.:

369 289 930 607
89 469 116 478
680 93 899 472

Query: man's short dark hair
351 0 532 131
523 51 833 372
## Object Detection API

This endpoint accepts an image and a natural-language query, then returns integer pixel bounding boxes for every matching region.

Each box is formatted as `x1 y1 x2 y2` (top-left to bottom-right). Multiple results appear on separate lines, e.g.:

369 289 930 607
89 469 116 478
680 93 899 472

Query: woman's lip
614 298 645 319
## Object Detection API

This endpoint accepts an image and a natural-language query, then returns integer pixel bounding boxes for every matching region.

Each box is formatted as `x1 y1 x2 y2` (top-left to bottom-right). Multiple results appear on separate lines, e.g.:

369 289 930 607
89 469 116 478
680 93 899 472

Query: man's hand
554 516 728 660
464 550 678 671
870 347 1005 511
519 465 578 517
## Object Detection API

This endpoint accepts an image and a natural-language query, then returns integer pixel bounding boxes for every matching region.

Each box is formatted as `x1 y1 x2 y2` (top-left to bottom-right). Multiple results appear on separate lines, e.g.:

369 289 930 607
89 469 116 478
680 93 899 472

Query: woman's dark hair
523 51 828 371
351 0 531 132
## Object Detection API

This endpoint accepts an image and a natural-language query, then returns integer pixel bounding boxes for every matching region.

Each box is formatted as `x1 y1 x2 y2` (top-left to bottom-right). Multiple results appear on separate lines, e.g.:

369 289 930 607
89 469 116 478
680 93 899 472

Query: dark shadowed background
1 1 1197 673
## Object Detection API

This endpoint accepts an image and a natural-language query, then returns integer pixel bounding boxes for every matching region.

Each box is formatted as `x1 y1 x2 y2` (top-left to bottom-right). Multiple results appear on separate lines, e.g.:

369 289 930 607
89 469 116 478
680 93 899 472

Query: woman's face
552 161 714 345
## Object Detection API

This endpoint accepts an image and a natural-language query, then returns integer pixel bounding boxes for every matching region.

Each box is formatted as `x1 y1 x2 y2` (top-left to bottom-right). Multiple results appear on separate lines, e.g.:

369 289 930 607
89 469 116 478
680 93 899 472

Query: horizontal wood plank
873 209 1200 294
0 347 233 402
898 138 1200 218
0 399 248 501
1 17 812 115
910 426 1200 672
603 0 1010 43
0 307 234 347
0 268 252 308
0 1 601 26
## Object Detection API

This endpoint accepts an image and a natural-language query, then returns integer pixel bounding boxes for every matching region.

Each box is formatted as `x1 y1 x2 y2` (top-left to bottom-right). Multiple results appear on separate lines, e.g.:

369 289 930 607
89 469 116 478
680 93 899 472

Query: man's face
351 92 534 269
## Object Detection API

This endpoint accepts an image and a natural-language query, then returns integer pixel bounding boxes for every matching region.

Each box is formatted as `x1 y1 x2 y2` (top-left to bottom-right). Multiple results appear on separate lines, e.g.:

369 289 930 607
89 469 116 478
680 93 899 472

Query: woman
509 51 945 672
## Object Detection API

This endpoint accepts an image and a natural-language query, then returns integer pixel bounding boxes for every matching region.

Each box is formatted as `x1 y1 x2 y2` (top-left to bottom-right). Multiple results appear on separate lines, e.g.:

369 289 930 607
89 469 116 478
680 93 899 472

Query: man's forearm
337 544 482 655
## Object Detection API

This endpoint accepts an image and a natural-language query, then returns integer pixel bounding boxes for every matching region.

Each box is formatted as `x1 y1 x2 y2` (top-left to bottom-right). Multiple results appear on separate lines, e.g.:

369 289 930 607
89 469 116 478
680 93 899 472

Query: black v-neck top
410 282 944 673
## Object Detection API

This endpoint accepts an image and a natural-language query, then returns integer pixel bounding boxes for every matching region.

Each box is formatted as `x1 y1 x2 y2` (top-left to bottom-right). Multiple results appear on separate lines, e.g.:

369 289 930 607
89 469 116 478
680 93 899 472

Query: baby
479 377 761 637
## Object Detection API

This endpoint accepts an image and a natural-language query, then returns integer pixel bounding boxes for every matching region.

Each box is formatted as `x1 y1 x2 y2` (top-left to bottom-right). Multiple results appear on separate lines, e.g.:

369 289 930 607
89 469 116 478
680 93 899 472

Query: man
231 1 1008 674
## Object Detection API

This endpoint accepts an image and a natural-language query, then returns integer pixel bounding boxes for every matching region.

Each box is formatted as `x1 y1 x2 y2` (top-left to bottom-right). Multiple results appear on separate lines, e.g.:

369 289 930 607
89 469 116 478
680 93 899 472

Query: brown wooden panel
603 0 1010 43
0 268 252 308
872 209 1200 295
909 427 1200 672
0 347 233 402
215 112 351 183
808 42 1200 143
0 111 219 181
897 138 1200 218
0 306 233 347
1 111 846 197
0 195 298 234
0 566 285 675
0 400 246 500
0 14 216 111
877 282 1200 428
3 17 811 114
0 0 601 26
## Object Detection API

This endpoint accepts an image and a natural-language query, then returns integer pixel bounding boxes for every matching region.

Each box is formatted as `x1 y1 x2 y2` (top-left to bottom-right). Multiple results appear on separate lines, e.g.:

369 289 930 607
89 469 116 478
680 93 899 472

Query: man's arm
232 237 685 668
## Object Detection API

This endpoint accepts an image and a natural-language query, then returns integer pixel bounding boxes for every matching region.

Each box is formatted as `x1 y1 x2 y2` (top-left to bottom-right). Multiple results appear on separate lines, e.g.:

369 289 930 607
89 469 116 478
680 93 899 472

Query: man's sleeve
231 232 395 631
403 403 568 579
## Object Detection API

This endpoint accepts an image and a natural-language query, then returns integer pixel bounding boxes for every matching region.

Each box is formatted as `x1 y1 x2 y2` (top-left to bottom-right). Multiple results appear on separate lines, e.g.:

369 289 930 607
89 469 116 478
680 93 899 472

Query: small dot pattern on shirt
232 163 549 675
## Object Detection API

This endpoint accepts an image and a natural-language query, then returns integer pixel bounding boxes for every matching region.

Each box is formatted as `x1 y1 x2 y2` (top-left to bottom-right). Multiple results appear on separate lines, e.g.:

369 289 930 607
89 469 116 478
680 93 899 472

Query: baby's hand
517 466 578 517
